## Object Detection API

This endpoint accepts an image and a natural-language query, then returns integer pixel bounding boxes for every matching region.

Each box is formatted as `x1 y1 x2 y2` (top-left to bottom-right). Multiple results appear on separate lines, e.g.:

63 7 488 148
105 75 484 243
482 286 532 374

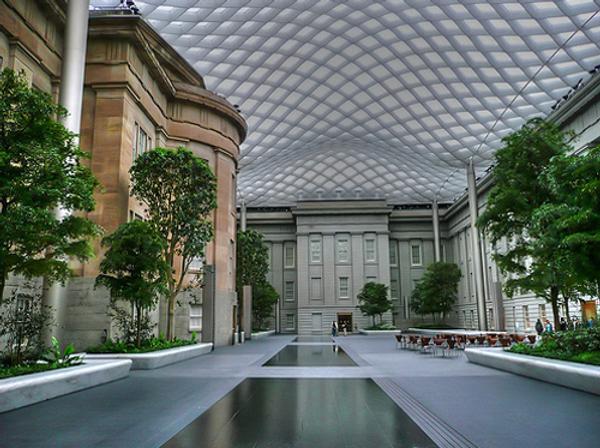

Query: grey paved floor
1 334 599 448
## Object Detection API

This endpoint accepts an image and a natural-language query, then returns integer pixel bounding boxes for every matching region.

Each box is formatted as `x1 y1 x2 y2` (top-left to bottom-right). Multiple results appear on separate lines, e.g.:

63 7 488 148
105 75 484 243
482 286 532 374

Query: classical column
467 158 488 330
432 199 441 262
240 199 247 231
43 0 90 342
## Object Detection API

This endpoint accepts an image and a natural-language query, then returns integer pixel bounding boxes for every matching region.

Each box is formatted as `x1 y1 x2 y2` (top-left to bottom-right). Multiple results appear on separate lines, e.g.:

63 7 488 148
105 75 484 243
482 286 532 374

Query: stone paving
0 334 599 447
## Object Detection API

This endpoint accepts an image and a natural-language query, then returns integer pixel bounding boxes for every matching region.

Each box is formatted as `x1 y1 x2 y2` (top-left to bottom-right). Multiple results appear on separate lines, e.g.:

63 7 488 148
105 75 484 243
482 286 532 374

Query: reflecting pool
162 378 436 448
264 344 357 367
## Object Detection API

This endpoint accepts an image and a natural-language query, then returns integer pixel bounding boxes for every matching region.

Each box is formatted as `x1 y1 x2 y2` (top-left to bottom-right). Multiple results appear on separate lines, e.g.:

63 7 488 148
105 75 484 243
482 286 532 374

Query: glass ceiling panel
92 0 600 206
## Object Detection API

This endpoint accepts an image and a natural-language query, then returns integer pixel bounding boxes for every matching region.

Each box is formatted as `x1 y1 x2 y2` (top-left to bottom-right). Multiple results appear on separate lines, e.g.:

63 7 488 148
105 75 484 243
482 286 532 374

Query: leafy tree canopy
236 229 269 292
357 282 392 325
410 262 461 320
252 282 279 331
0 69 99 301
96 220 169 347
130 146 217 339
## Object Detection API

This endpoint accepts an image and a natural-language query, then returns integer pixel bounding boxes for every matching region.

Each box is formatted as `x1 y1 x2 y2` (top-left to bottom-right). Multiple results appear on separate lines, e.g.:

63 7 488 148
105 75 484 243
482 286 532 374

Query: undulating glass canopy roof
93 1 600 206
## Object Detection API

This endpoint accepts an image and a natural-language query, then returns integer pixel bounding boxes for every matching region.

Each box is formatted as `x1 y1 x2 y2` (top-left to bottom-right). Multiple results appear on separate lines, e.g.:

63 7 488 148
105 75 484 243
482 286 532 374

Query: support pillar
432 199 441 262
240 199 247 231
467 159 488 331
42 0 90 343
242 285 252 339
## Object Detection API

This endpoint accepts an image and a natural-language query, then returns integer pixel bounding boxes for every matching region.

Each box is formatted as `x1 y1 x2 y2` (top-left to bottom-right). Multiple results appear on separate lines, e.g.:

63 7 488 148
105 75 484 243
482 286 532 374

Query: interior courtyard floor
0 334 599 447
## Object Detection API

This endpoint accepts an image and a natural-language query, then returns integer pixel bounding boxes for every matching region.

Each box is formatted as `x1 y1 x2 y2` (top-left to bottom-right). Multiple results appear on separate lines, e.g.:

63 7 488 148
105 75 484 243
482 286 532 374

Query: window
523 305 530 329
310 277 322 300
189 256 203 272
336 238 349 263
189 304 202 331
284 244 295 268
390 279 399 298
128 210 144 221
488 308 494 330
411 243 422 266
389 242 397 266
284 281 295 301
286 314 295 330
365 238 376 262
469 310 475 329
310 238 322 263
539 304 547 322
133 124 152 160
339 277 349 298
366 276 377 282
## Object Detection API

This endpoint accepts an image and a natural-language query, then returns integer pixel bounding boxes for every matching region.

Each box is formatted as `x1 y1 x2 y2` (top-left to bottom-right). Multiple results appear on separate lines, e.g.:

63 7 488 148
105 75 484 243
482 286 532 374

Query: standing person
535 318 544 336
331 321 337 337
545 319 553 333
559 317 568 332
342 322 347 336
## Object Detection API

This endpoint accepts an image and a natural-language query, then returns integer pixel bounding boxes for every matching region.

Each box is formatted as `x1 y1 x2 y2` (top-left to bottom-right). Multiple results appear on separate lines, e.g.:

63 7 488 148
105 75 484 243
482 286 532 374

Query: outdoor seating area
395 332 537 357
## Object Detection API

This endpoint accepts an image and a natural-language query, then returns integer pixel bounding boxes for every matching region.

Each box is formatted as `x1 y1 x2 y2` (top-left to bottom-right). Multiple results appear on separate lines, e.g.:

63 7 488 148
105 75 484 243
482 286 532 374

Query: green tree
130 147 216 340
357 282 392 326
411 262 461 321
236 229 269 293
0 69 100 303
252 283 279 331
478 118 573 329
536 146 600 300
96 221 169 347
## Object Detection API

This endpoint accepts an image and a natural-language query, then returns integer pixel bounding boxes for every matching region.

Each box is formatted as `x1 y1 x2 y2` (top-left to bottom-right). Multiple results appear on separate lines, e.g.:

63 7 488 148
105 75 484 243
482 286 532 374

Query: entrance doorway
337 313 353 335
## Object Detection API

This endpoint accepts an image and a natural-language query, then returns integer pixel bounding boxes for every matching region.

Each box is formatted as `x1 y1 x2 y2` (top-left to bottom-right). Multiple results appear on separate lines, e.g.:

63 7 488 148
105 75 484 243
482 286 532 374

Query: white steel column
43 0 90 341
467 158 488 331
240 199 247 231
432 199 441 262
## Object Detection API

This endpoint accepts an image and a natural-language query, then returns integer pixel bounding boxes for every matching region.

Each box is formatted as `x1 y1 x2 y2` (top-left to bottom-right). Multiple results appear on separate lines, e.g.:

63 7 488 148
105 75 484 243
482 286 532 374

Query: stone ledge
85 342 213 370
0 359 132 414
358 329 401 335
251 330 276 339
465 347 600 396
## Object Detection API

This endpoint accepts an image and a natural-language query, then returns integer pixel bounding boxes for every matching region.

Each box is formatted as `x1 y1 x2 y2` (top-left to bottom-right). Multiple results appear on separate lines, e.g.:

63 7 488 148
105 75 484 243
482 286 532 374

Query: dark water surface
162 378 437 448
264 344 357 367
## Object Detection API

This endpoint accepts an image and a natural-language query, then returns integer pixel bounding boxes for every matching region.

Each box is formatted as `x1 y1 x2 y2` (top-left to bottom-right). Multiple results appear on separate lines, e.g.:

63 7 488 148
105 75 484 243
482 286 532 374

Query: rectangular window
336 238 349 263
462 310 467 326
189 256 203 272
284 245 295 268
469 310 475 329
286 314 295 330
539 304 547 322
339 277 349 298
365 238 376 262
523 305 530 329
390 279 399 298
389 242 397 266
138 127 147 157
310 277 322 300
488 308 495 330
310 239 322 263
411 243 422 266
284 281 295 301
366 276 377 282
133 123 139 158
189 304 202 331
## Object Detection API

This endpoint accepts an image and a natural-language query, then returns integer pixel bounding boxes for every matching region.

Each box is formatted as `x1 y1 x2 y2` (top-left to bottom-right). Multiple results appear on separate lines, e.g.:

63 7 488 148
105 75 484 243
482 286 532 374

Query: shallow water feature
162 378 436 448
264 344 357 367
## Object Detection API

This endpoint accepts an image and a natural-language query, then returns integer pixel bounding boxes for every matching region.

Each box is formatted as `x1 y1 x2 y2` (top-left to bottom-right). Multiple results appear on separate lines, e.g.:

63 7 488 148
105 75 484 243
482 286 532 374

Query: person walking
535 318 544 336
559 317 568 332
545 319 553 333
342 322 347 336
331 321 337 337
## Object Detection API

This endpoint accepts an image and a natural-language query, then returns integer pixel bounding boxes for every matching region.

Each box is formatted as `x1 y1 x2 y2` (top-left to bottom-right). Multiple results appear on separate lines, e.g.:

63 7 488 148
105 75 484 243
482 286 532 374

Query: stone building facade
0 0 246 348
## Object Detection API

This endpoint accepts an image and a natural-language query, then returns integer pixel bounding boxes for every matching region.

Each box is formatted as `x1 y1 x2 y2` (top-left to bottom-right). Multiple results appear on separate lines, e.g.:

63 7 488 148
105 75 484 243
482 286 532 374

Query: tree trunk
550 286 560 330
0 273 5 305
135 303 142 348
166 293 176 340
564 298 571 323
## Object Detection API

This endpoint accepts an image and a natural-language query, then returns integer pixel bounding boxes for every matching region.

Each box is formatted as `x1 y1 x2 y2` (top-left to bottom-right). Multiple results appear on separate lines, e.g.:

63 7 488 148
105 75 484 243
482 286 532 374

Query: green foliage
86 335 196 354
43 336 82 367
509 322 600 366
0 290 52 366
252 283 279 331
410 262 461 320
129 147 217 340
357 282 392 325
365 322 397 330
0 362 63 380
536 146 600 291
236 229 269 292
410 323 458 330
0 69 100 301
96 220 169 347
478 118 576 328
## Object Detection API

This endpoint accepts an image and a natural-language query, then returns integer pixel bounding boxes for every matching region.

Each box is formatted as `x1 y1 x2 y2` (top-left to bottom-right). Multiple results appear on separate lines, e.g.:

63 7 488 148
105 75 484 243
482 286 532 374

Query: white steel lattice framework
93 0 600 206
